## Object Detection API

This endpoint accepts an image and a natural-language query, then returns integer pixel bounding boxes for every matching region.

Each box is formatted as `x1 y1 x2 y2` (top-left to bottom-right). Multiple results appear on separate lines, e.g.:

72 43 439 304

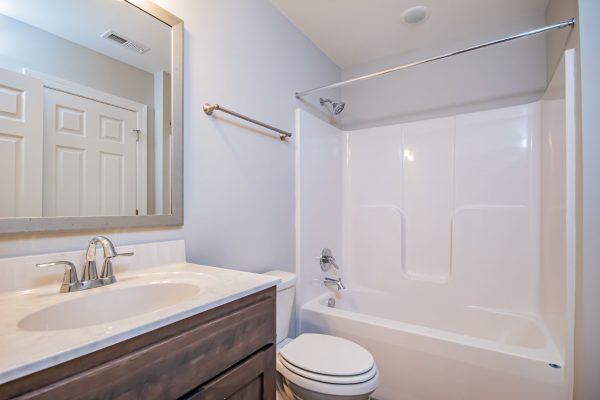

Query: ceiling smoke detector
101 30 151 54
402 6 430 24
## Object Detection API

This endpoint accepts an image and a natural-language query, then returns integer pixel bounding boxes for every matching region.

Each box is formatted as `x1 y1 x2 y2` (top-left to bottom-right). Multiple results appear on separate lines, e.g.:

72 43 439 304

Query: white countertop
0 262 280 384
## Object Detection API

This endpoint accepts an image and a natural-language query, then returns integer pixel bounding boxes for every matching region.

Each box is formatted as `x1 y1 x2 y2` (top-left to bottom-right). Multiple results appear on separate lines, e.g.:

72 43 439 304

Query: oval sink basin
18 282 201 331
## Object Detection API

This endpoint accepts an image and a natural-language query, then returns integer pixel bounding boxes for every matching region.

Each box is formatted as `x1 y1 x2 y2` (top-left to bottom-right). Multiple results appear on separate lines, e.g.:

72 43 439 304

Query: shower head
319 98 345 115
332 102 345 115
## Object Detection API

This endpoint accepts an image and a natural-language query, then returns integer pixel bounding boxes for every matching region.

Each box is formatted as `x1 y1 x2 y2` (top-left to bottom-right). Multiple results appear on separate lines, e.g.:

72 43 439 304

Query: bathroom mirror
0 0 183 233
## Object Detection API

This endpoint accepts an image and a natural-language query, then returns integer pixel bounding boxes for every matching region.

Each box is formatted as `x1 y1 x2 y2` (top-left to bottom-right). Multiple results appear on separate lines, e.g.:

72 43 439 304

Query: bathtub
300 290 567 400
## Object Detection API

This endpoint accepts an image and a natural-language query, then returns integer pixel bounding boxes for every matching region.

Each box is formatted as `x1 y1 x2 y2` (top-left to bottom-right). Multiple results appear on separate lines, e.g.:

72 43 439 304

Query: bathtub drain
327 298 336 308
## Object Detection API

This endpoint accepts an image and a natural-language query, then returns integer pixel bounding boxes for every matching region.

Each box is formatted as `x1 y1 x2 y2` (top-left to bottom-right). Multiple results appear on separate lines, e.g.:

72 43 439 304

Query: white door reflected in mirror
43 88 140 217
0 69 43 218
0 0 173 218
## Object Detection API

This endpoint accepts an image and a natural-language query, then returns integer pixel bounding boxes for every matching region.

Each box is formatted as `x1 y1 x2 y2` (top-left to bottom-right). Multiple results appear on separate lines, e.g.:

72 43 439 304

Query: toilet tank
263 270 296 344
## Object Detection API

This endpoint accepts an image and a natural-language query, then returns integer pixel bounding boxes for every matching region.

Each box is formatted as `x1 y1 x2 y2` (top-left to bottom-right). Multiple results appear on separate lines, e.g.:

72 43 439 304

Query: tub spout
324 277 346 291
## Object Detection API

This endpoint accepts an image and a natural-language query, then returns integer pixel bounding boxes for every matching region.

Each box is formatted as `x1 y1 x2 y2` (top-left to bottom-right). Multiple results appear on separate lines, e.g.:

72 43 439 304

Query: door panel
0 68 43 217
55 146 85 216
100 152 125 215
43 88 138 216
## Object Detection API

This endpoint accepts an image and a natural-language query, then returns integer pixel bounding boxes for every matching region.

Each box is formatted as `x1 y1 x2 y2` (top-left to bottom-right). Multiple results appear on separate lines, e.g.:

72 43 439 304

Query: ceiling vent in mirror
101 30 151 54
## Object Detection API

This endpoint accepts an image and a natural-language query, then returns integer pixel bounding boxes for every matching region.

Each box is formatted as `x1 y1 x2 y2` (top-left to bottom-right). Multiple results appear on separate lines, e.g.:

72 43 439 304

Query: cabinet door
182 345 276 400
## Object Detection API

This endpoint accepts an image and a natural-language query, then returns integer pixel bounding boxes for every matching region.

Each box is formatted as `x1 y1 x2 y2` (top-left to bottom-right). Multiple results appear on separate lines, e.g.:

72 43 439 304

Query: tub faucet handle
320 248 340 271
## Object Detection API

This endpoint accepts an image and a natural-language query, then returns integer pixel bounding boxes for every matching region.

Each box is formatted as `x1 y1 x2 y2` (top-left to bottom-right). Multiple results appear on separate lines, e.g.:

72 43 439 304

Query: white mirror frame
0 0 183 234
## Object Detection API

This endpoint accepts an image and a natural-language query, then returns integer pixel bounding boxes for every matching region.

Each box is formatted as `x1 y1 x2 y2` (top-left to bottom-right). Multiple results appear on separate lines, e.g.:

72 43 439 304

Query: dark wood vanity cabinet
1 287 276 400
181 345 275 400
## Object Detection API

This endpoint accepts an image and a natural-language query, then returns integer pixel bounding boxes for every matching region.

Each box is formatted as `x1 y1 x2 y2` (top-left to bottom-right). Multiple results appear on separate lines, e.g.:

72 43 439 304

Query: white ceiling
0 0 171 74
270 0 551 68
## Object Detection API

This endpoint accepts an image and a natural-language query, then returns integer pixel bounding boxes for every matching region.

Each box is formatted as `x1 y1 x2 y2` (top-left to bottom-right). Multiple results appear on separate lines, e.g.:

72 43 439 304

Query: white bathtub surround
294 109 344 308
0 240 280 384
345 103 541 295
539 50 578 399
295 51 576 399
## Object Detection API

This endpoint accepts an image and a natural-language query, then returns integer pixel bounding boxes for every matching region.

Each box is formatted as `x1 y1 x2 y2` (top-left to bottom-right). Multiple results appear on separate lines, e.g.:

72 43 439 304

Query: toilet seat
276 355 379 397
276 334 379 397
279 353 377 384
279 334 375 376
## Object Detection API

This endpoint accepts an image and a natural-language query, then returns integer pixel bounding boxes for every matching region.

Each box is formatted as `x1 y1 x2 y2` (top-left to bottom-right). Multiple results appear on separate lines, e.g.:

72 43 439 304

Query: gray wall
161 0 339 272
575 1 600 399
546 0 579 81
339 17 548 130
0 0 340 279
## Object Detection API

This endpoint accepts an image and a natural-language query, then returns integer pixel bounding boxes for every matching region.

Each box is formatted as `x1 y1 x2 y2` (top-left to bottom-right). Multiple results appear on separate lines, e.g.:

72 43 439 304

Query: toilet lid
276 353 380 396
279 334 375 377
279 353 378 385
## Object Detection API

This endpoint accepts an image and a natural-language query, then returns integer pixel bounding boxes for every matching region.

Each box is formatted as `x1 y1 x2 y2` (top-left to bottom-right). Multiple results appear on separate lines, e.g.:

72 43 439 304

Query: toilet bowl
264 271 379 400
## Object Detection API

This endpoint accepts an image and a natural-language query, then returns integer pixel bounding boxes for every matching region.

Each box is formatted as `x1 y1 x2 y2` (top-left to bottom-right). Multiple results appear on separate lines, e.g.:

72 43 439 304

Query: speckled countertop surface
0 262 279 384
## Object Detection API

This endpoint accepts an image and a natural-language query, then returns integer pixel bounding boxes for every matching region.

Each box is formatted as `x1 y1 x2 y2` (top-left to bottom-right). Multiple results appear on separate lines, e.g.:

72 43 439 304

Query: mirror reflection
0 0 172 217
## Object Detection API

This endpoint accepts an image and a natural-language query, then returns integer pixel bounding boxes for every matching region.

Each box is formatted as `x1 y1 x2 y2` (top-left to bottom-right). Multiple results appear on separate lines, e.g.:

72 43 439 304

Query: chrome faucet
37 236 133 293
84 236 133 286
323 277 346 291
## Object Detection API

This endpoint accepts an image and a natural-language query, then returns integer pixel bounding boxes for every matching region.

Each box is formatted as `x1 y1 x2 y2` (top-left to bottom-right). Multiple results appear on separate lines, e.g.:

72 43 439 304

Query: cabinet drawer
181 345 275 400
2 288 276 400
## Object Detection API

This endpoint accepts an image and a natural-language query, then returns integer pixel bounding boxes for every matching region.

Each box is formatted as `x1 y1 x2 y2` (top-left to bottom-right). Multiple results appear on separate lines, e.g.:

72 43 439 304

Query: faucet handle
99 251 134 283
320 248 340 271
36 261 79 292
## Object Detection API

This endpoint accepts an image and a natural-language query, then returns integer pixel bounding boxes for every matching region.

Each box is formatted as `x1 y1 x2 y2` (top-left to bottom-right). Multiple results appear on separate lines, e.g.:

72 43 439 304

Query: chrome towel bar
203 103 292 141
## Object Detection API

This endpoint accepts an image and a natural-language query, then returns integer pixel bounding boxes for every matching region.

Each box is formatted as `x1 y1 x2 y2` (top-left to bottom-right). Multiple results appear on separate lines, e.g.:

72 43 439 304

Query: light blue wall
576 1 600 399
0 0 340 278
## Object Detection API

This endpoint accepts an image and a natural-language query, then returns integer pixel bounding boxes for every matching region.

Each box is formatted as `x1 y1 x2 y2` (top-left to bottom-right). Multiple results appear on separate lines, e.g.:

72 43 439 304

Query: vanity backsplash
0 240 186 294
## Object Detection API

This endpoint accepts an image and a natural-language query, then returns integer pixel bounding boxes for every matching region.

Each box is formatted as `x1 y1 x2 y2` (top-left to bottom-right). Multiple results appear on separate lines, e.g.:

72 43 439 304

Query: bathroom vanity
2 289 276 399
0 241 279 400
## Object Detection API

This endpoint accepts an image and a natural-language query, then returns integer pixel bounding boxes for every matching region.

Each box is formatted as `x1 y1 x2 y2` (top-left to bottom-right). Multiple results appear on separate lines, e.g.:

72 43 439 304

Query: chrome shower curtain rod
295 18 575 98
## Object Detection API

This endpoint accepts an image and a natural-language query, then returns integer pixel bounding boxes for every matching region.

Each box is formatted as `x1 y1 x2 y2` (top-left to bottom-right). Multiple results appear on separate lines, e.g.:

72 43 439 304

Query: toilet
264 270 379 400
